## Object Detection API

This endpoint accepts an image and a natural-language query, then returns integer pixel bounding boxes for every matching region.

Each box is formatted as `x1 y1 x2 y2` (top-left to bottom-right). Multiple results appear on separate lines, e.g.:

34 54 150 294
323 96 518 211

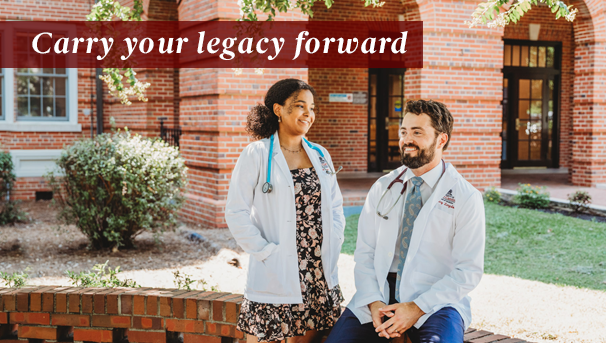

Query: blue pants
325 278 464 343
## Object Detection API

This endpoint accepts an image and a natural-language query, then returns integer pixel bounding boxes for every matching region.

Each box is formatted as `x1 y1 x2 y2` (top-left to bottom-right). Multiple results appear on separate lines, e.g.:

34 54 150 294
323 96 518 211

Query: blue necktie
395 176 424 302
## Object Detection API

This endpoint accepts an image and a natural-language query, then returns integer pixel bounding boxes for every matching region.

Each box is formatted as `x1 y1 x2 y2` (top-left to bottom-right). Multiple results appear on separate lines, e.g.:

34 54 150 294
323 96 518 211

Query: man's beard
400 137 437 169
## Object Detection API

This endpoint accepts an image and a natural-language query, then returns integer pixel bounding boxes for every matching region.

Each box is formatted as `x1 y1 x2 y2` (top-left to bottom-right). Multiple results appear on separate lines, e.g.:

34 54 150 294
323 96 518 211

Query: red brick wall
0 286 247 343
569 0 606 187
503 5 574 170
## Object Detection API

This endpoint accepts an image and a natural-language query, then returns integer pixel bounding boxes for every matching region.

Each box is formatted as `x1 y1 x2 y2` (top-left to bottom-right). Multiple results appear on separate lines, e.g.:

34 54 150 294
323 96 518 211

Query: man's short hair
403 99 454 150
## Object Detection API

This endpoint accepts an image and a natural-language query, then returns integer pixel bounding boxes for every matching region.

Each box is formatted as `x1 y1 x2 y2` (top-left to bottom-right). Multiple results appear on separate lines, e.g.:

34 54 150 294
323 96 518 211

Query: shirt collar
404 160 444 188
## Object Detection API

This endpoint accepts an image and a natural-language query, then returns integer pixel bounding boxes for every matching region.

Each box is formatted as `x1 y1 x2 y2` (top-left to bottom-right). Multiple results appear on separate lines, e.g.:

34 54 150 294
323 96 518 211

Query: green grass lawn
343 202 606 291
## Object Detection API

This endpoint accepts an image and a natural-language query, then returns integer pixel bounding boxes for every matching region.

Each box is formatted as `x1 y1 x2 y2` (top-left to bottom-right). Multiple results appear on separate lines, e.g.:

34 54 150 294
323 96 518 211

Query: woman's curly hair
246 78 317 140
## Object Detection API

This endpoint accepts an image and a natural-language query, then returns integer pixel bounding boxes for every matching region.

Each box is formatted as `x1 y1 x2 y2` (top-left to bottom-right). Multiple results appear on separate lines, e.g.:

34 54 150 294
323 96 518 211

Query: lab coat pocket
413 270 441 287
422 209 453 246
250 246 286 295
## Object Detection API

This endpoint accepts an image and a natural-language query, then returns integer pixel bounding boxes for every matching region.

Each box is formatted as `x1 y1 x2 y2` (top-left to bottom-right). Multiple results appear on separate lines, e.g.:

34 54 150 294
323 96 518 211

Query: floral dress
237 167 343 342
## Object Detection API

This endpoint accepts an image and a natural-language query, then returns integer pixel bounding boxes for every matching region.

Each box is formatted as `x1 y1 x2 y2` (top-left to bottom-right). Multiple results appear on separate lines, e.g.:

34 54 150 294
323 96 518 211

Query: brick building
1 0 604 228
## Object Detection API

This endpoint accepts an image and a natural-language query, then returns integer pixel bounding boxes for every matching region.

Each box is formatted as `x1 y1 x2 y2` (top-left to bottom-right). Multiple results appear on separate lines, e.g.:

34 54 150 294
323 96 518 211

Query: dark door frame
502 39 562 169
368 68 406 172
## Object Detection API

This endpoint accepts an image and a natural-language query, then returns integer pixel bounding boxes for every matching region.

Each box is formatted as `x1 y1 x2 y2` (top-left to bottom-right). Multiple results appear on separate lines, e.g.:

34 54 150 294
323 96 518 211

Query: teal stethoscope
262 134 343 194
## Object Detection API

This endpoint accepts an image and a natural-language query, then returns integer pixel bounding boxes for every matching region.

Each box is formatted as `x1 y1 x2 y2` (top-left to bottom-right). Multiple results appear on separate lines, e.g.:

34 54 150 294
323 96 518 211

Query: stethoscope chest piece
262 182 273 194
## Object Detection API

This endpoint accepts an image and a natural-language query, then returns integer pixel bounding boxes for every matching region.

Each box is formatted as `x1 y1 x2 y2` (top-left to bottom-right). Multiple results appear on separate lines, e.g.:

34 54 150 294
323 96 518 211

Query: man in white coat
325 100 485 343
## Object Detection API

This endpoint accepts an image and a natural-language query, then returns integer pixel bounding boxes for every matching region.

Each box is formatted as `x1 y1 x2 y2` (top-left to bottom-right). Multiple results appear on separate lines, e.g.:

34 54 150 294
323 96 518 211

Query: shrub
568 190 592 213
513 183 550 209
0 268 30 288
173 270 219 291
47 130 187 250
0 151 27 225
66 260 139 288
484 187 501 203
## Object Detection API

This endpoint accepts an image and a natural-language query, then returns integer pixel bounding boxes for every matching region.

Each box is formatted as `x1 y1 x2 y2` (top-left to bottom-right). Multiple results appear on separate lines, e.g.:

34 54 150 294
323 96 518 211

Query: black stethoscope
376 159 446 220
262 134 343 194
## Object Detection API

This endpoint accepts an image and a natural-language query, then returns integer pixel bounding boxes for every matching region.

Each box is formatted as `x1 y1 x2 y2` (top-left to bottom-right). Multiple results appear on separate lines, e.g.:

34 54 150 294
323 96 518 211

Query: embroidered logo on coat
318 156 330 173
438 189 455 210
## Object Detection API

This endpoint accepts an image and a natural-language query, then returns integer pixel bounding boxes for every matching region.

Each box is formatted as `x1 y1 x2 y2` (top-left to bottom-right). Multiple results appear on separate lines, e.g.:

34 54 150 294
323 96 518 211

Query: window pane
519 79 530 99
519 100 530 119
30 96 41 117
546 47 555 67
530 100 542 120
530 140 541 160
370 118 376 140
43 68 53 74
370 74 377 96
18 97 29 116
388 74 402 97
56 68 66 75
17 76 29 95
29 76 41 96
538 47 546 67
43 77 54 96
55 78 66 96
518 140 529 160
370 97 376 118
43 97 54 117
512 45 520 66
531 79 543 98
55 98 67 117
529 46 537 67
521 46 529 67
504 45 511 66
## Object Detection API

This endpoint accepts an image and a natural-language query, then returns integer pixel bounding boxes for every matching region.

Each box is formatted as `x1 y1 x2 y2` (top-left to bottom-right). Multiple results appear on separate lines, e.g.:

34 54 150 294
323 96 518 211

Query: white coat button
388 252 393 257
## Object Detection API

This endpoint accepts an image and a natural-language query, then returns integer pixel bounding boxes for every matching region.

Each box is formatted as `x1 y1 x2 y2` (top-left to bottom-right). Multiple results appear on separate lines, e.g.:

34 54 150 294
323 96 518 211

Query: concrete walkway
338 171 606 209
501 172 606 208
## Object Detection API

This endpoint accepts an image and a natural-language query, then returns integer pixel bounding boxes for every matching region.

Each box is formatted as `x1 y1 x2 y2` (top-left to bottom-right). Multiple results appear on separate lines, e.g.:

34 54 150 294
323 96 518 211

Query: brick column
571 0 606 187
405 0 504 190
177 1 308 228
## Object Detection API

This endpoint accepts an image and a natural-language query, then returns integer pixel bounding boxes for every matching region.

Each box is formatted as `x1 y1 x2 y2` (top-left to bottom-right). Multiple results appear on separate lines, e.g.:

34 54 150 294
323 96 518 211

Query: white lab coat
348 162 485 329
225 132 345 304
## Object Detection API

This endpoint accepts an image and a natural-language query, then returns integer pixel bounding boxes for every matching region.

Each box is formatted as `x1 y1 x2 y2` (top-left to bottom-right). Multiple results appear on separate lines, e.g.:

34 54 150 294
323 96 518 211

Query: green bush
484 187 502 203
513 183 550 209
47 130 187 250
568 190 592 213
0 151 27 225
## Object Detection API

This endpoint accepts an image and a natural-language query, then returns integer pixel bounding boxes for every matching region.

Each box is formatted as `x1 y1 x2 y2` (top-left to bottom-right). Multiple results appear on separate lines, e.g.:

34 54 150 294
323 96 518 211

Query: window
0 23 80 132
504 44 555 68
17 68 68 121
0 31 3 120
0 68 4 121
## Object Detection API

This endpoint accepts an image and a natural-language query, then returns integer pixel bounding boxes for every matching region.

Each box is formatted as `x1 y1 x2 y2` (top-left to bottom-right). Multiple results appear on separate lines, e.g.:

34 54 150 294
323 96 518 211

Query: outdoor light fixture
529 24 541 41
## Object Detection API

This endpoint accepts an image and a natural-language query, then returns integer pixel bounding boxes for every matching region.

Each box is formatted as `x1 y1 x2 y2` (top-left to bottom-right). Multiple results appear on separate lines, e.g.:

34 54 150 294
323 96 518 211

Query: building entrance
368 68 405 172
502 40 561 168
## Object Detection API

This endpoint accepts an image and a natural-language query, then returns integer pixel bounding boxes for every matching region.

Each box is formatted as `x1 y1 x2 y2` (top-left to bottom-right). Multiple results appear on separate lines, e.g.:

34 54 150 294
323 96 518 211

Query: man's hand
368 301 388 337
374 302 425 338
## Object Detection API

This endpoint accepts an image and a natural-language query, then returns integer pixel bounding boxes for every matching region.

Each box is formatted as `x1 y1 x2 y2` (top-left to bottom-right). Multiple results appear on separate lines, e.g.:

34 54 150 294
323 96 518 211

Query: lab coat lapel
271 132 295 198
405 163 460 266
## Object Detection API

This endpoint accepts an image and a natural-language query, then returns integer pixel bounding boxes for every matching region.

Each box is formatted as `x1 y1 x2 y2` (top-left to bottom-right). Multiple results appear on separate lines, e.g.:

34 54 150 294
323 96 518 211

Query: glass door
368 68 405 172
502 41 560 168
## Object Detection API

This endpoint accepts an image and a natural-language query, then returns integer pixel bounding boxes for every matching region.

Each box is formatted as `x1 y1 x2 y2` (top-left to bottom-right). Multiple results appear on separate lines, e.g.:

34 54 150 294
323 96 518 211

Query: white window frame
0 22 81 132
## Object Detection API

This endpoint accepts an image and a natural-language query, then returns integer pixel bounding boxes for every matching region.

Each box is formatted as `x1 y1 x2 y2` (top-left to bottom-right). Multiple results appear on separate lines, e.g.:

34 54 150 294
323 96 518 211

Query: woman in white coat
225 78 346 343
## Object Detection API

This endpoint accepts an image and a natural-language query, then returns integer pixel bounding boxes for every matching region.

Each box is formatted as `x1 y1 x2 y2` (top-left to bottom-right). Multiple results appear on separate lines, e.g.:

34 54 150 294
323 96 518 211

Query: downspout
95 0 103 135
95 68 104 135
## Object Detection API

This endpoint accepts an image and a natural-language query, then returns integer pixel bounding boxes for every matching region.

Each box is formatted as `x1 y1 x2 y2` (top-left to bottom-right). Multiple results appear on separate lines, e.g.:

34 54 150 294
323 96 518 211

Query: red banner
0 21 423 69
